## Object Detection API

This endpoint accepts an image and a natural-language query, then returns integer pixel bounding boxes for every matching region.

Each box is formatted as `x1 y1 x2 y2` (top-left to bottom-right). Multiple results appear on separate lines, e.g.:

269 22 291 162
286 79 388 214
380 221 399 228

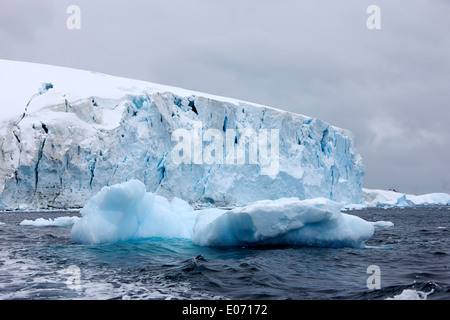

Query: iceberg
71 180 376 248
192 197 374 248
0 59 365 210
71 179 196 244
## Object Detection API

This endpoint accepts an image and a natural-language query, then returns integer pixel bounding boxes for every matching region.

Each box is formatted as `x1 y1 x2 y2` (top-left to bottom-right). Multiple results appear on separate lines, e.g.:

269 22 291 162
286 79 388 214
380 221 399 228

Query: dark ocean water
0 206 448 300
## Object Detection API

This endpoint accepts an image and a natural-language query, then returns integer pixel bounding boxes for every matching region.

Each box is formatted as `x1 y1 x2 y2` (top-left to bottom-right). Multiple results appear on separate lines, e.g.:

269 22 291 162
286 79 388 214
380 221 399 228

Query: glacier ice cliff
0 60 365 210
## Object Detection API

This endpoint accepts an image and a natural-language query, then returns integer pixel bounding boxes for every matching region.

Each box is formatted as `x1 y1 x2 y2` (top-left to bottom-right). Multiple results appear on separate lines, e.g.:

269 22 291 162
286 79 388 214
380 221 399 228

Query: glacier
362 188 450 208
71 179 376 247
0 59 365 210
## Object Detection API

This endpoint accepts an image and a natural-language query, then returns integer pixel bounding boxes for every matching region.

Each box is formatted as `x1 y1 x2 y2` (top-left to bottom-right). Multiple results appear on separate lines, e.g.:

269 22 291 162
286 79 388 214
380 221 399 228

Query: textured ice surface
0 59 365 210
362 188 450 207
71 180 375 248
20 216 80 227
192 197 374 247
370 220 394 228
71 180 196 244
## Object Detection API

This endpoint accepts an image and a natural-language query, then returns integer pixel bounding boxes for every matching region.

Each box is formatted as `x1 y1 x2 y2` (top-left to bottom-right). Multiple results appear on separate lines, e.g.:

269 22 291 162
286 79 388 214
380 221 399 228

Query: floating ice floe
20 216 80 227
370 221 394 228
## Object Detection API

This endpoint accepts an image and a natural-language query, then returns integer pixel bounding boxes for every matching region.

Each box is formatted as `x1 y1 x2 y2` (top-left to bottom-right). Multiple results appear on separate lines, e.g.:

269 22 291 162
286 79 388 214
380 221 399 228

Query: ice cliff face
0 60 365 210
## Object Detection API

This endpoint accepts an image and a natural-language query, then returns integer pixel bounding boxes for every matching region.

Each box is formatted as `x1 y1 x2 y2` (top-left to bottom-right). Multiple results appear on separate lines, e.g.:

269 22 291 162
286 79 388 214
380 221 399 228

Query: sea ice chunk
20 216 80 227
71 179 196 244
370 221 394 228
71 180 376 248
192 197 374 248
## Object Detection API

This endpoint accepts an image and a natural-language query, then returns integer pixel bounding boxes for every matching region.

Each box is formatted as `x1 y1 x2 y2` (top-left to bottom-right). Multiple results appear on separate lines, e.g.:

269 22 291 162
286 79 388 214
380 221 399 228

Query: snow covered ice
192 197 375 248
362 188 450 208
71 179 197 244
19 216 80 227
71 180 376 248
0 59 365 210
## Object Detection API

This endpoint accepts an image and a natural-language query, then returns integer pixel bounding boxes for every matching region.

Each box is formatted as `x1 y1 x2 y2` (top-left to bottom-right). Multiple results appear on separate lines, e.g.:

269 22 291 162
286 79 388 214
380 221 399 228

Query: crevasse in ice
0 59 365 210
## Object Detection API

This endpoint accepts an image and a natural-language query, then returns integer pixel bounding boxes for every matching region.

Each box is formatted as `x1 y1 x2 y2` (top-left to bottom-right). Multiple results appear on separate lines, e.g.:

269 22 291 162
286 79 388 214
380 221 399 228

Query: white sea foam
386 288 434 300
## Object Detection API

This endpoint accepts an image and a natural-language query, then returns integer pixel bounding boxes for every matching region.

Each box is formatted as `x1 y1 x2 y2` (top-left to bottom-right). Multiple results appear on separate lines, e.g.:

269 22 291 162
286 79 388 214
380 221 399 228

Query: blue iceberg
71 180 375 248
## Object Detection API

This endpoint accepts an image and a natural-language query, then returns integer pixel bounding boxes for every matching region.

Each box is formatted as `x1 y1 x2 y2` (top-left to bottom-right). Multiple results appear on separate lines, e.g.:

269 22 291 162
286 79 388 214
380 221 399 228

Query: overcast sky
1 0 449 194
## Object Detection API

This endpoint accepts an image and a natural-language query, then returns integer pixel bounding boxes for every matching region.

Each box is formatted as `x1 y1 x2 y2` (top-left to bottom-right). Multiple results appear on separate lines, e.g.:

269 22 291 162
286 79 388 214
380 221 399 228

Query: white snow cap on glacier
0 59 366 210
0 59 261 124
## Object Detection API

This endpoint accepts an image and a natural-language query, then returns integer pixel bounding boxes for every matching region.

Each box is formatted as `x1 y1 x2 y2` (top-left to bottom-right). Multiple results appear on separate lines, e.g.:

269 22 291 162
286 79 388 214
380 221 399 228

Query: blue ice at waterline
71 180 376 248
